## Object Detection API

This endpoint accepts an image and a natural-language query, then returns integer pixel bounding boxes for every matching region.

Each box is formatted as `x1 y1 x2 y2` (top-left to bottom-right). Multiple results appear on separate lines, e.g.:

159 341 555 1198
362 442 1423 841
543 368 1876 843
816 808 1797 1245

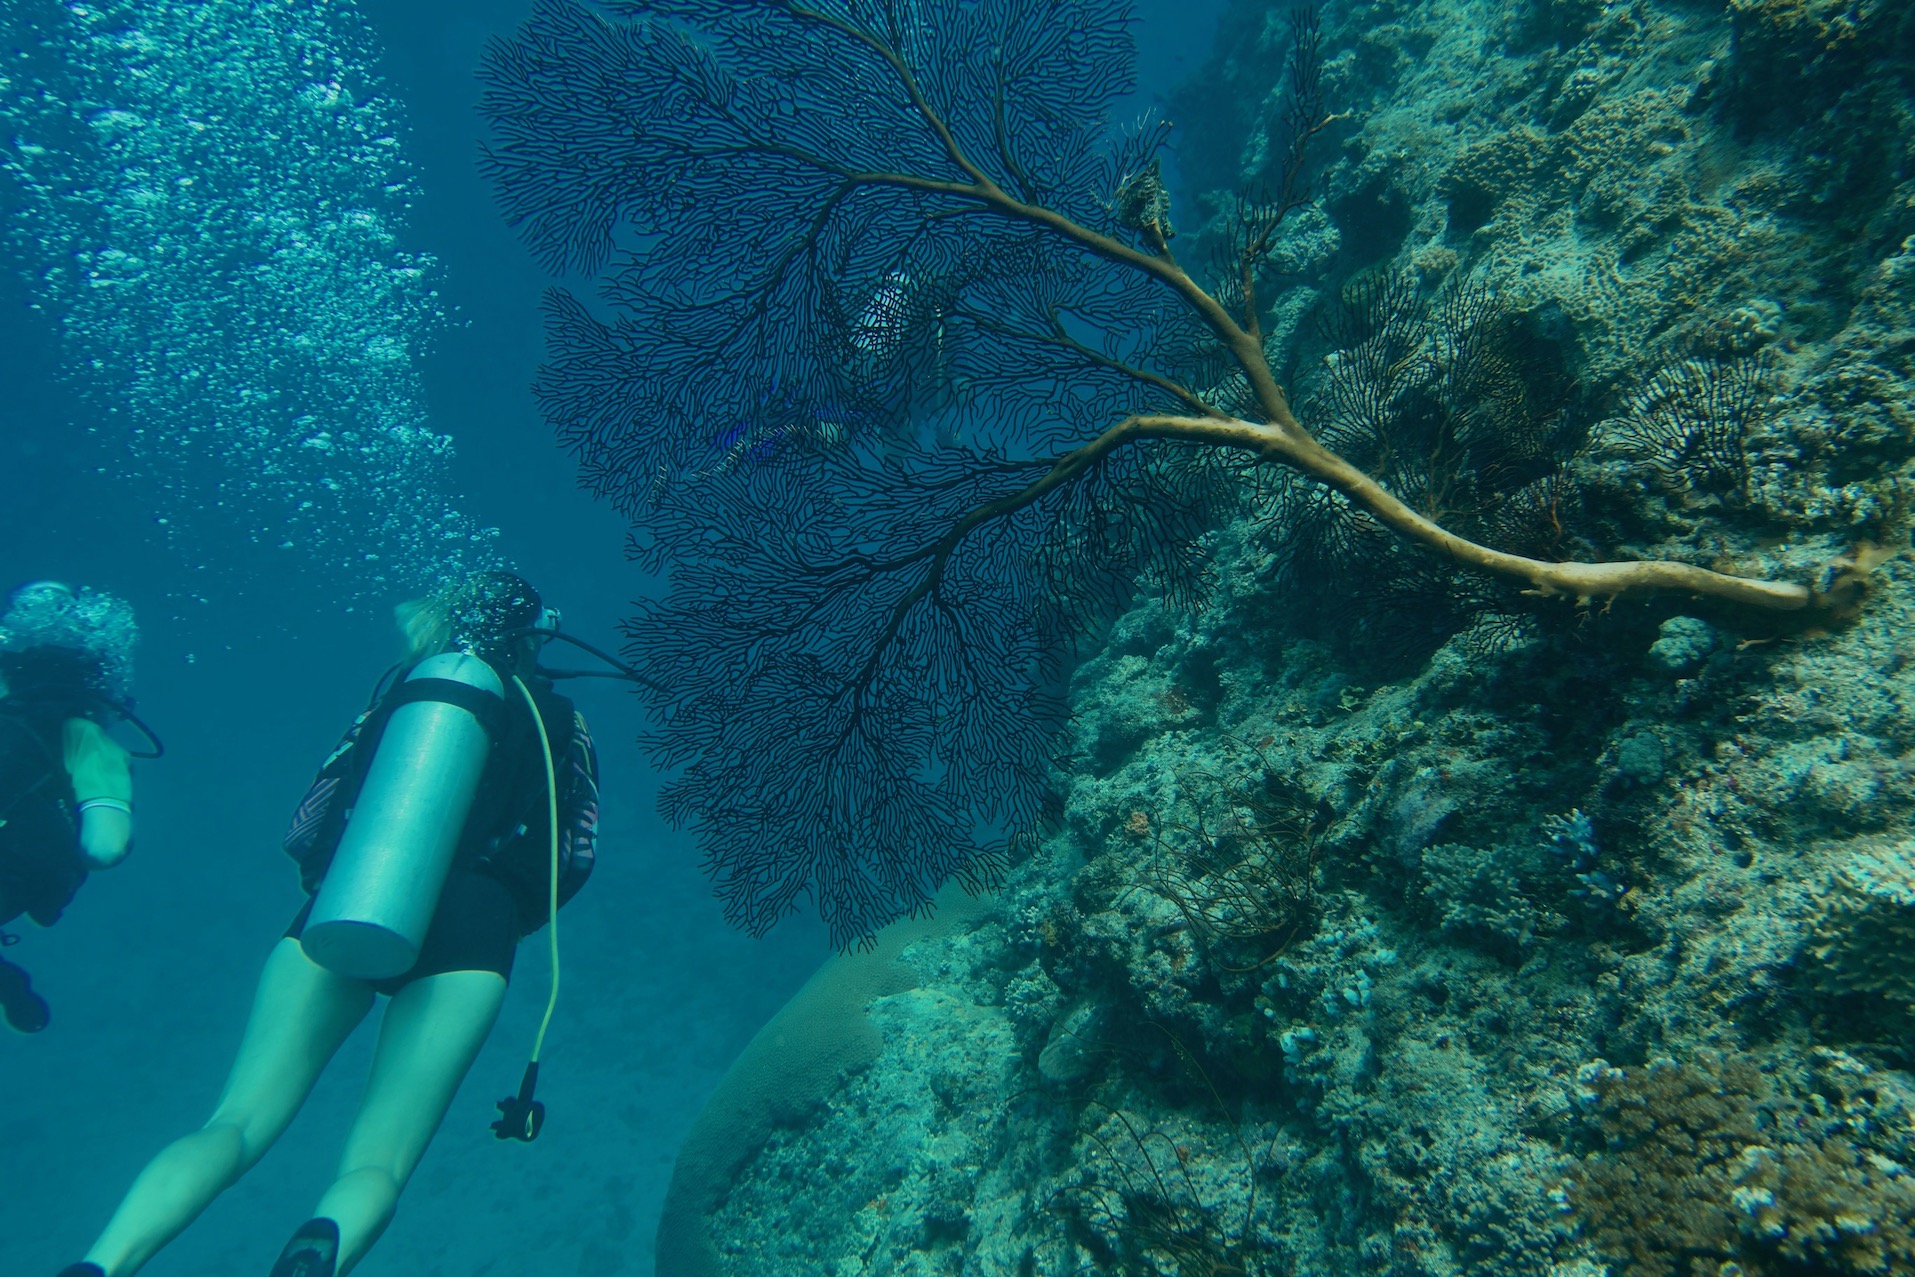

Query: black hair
0 645 112 721
453 572 544 659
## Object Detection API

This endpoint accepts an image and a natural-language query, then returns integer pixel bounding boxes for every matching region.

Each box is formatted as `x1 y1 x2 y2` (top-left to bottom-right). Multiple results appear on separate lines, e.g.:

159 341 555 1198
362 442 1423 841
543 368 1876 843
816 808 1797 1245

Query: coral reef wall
656 1 1915 1272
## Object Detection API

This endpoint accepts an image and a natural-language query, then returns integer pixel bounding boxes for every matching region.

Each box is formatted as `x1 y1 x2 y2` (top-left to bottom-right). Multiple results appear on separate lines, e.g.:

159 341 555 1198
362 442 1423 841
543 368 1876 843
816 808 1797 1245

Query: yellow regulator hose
512 675 561 1064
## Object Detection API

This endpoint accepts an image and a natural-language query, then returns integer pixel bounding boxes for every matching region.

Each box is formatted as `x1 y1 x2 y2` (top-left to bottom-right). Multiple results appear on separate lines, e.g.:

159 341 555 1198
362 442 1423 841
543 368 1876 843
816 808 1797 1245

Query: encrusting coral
1806 841 1915 1007
1570 1051 1915 1276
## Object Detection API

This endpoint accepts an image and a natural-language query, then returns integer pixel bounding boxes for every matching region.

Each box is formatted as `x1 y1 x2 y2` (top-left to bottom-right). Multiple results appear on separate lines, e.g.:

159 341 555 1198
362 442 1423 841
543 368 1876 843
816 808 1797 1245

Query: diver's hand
78 803 133 868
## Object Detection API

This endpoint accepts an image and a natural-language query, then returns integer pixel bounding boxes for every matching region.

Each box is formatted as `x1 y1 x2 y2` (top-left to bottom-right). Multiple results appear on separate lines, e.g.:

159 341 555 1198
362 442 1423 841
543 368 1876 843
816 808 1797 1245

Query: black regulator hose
113 702 166 760
519 628 671 698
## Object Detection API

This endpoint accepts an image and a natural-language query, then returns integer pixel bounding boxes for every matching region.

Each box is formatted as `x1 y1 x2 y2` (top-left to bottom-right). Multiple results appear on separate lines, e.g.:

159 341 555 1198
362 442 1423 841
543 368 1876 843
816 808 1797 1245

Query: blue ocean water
0 1 1222 1273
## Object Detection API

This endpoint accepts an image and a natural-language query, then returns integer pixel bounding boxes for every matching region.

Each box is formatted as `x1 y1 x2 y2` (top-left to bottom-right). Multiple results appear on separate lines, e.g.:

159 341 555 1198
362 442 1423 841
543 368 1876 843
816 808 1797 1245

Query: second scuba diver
55 571 601 1277
0 581 144 1033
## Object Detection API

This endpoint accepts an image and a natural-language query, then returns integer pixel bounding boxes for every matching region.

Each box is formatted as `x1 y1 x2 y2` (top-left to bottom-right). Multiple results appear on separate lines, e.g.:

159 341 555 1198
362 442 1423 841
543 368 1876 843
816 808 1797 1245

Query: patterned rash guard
283 669 599 934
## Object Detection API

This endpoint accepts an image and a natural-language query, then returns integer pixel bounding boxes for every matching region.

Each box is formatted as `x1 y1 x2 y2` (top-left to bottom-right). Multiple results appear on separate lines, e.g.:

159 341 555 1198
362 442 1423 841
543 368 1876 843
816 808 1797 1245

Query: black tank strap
381 677 508 743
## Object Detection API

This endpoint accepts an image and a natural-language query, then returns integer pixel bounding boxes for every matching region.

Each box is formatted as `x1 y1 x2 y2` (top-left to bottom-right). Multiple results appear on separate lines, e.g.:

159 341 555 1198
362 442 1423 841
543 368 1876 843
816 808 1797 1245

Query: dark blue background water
1 2 1224 1271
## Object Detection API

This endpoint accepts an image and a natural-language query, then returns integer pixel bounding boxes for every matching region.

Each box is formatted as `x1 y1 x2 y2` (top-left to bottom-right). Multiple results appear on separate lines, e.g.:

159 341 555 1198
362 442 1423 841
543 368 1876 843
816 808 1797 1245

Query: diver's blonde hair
394 574 540 670
394 590 456 663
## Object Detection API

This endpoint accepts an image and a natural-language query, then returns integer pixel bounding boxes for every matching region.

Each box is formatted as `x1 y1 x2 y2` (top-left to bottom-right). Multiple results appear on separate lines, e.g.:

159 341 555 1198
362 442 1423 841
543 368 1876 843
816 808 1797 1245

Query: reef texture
657 1 1915 1272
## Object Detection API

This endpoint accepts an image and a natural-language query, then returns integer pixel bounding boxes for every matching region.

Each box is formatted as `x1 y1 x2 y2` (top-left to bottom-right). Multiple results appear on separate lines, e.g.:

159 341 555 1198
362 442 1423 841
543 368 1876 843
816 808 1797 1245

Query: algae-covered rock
1647 615 1719 674
1808 841 1915 1005
654 888 993 1276
1035 1001 1106 1084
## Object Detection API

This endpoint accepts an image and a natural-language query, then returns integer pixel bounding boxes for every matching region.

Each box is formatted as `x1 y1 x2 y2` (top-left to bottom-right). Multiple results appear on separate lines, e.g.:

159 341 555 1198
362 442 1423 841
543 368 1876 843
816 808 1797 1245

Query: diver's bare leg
84 938 374 1277
318 968 507 1273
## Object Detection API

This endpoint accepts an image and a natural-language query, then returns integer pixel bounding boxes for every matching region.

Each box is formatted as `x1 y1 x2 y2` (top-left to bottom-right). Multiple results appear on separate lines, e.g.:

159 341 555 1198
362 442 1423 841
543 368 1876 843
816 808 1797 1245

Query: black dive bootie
55 1264 106 1276
268 1218 340 1277
0 957 50 1033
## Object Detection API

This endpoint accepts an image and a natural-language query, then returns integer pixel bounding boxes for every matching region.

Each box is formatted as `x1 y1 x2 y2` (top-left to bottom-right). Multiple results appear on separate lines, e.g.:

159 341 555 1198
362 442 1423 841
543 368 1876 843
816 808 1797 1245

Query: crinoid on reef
1145 737 1326 973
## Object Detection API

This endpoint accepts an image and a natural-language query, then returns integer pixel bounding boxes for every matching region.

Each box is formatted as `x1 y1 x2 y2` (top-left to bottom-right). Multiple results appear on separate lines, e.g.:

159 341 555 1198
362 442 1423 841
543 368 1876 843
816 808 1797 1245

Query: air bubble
3 0 503 597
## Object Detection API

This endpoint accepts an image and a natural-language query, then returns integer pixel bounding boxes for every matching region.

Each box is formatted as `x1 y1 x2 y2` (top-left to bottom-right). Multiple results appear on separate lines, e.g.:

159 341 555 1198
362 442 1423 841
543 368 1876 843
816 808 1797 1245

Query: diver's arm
65 717 135 868
78 799 134 868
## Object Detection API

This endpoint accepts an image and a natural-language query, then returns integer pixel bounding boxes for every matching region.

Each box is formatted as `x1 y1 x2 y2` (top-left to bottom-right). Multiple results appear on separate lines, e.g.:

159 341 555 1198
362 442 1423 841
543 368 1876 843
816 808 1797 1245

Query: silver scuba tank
300 652 505 979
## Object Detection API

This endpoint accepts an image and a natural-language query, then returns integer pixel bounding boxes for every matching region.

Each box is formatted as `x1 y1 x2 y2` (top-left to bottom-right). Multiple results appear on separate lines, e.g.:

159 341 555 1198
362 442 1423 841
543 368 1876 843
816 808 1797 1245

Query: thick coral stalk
995 411 1857 617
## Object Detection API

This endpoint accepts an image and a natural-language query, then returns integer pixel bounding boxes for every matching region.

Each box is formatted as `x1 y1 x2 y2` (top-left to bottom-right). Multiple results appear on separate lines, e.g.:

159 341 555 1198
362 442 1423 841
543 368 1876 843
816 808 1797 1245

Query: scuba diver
0 580 147 1034
56 572 604 1277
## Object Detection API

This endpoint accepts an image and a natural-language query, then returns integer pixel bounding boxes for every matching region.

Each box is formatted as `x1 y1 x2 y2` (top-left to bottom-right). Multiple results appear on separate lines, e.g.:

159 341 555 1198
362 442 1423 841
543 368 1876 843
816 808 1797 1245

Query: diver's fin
268 1218 339 1277
0 957 50 1033
55 1264 105 1277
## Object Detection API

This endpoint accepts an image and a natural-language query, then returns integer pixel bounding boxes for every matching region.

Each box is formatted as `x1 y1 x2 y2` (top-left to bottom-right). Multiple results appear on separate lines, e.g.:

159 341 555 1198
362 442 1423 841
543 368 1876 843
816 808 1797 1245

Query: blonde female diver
57 573 601 1277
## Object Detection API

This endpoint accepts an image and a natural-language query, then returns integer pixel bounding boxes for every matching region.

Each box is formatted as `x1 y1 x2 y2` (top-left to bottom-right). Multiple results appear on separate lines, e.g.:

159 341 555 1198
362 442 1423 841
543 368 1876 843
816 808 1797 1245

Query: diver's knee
200 1112 277 1172
328 1163 404 1215
164 1119 251 1184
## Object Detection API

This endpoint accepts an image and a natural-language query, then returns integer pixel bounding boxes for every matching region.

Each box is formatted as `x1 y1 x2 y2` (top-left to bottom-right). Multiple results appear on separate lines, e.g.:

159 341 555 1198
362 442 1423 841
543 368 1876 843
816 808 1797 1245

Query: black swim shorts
285 869 519 996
